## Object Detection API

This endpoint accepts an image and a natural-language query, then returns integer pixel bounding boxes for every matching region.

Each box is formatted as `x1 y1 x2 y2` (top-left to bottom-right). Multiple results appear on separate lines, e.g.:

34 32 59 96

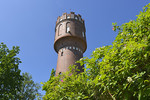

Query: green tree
17 72 42 100
43 3 150 100
49 68 55 80
0 43 41 100
0 43 23 99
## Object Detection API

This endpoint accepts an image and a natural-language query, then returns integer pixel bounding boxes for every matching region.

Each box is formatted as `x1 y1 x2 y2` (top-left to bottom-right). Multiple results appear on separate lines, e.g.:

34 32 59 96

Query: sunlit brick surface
54 12 87 75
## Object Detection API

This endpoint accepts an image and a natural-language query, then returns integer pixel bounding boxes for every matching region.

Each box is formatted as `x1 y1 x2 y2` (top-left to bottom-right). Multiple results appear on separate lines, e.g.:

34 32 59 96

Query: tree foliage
43 3 150 100
0 43 41 100
17 72 42 100
0 43 23 99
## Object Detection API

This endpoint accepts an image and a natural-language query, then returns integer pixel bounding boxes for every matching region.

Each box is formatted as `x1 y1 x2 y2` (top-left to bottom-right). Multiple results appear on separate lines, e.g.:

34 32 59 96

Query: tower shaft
54 12 87 75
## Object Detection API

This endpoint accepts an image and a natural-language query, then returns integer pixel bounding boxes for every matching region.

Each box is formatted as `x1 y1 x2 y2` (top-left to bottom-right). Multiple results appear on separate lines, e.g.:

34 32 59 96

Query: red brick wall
54 12 87 75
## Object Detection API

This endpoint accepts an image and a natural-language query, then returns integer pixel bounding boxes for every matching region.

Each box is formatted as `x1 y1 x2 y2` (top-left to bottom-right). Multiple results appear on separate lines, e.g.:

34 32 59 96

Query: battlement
56 12 85 24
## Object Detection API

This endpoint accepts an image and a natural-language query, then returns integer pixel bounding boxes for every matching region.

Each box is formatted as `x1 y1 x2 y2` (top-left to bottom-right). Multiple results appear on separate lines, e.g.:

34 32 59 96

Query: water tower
54 12 87 75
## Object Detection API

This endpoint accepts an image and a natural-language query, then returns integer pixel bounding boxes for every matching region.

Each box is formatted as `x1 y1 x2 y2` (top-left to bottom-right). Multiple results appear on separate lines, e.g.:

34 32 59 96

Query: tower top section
54 12 87 54
56 12 85 26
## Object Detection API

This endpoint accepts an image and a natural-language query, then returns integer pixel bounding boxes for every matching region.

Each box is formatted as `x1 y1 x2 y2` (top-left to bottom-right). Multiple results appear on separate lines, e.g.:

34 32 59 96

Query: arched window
58 24 63 36
66 22 70 33
67 15 70 19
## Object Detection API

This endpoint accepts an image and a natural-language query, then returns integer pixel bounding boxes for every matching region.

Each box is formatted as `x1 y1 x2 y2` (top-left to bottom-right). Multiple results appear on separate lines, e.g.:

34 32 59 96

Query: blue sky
0 0 149 96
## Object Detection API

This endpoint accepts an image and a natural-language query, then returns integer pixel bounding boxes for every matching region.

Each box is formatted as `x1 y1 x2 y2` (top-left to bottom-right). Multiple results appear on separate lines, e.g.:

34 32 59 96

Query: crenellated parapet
54 12 87 54
56 12 85 26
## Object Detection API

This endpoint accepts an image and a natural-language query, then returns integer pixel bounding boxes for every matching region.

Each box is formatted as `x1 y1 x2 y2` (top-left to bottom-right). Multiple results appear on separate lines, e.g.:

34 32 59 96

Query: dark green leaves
0 43 23 99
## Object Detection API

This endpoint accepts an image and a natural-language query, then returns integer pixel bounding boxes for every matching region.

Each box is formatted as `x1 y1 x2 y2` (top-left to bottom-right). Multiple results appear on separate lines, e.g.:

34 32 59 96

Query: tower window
60 19 62 21
73 47 75 49
75 16 78 20
66 22 70 33
58 24 63 36
67 27 70 33
67 16 70 19
76 47 78 50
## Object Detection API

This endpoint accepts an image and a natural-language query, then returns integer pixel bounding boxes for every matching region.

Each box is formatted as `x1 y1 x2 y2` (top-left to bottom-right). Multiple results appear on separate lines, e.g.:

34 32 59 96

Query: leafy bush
43 3 150 100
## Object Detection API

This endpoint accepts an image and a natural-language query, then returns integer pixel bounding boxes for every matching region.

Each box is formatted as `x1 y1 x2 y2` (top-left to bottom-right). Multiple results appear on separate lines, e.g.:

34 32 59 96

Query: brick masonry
54 12 87 76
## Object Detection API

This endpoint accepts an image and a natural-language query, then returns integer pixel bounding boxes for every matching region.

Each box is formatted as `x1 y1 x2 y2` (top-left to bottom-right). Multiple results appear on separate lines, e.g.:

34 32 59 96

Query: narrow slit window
66 22 70 33
58 24 63 36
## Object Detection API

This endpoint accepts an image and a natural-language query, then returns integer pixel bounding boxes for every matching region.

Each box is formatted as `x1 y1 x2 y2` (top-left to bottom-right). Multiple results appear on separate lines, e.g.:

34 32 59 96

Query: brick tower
54 12 87 76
